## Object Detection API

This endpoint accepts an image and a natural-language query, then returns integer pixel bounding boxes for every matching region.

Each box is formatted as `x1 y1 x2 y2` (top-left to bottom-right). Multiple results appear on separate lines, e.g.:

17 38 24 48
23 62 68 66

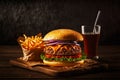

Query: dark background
0 0 120 45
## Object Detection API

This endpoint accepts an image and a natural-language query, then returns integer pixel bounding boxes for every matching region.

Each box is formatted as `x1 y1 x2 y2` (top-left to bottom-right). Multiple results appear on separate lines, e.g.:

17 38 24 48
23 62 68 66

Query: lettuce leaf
40 53 86 62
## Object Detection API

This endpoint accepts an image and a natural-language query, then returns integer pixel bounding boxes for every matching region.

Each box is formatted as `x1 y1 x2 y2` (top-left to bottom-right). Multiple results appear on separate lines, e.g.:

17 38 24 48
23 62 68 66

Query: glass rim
81 25 101 34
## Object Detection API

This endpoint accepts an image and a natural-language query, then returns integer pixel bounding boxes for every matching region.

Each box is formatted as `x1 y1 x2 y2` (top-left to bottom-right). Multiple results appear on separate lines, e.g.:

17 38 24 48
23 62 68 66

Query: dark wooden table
0 45 120 79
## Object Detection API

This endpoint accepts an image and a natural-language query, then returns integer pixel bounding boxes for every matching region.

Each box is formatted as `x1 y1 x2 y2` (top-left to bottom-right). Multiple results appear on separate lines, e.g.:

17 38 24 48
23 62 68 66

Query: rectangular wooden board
10 59 108 76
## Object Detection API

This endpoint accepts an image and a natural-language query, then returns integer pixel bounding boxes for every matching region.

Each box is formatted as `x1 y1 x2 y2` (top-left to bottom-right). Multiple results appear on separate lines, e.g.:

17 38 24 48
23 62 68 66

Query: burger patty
44 44 81 55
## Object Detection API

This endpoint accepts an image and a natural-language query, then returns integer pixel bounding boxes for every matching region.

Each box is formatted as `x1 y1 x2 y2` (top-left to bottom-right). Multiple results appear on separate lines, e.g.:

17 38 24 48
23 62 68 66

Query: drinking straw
93 10 101 33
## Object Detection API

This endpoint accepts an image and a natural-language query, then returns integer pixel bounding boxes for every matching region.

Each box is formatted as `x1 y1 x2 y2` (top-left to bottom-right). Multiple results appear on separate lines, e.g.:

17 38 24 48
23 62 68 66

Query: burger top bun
43 29 83 41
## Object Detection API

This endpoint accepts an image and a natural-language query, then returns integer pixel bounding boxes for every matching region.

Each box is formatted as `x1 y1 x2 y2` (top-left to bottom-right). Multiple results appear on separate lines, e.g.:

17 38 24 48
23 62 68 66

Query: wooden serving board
10 58 108 76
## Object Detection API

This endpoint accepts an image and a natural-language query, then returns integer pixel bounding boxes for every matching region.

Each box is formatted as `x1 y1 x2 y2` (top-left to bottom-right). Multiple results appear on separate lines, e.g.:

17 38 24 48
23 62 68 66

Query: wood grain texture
0 45 120 79
10 59 108 76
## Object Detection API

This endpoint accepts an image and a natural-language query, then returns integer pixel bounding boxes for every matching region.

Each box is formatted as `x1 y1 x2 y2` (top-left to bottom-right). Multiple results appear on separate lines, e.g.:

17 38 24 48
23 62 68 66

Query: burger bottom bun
43 60 84 66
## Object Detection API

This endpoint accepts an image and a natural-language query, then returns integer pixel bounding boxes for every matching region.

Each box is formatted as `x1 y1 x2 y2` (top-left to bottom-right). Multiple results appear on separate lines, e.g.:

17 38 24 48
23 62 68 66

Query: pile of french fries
18 33 44 50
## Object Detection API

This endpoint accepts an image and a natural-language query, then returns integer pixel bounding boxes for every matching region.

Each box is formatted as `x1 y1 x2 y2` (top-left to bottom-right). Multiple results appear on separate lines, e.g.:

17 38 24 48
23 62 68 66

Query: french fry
18 33 43 50
17 33 44 61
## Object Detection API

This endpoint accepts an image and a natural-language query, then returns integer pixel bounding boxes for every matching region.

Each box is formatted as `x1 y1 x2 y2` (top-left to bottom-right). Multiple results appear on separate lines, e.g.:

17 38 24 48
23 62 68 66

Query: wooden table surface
0 45 120 79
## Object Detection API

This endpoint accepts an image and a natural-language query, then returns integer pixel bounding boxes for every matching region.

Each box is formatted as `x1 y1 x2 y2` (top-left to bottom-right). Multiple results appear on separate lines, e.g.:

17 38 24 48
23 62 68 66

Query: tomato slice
45 53 81 58
45 54 52 58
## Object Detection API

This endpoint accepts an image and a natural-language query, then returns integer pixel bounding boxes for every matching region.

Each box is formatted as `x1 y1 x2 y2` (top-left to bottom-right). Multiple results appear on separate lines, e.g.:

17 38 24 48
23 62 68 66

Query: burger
40 29 86 66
